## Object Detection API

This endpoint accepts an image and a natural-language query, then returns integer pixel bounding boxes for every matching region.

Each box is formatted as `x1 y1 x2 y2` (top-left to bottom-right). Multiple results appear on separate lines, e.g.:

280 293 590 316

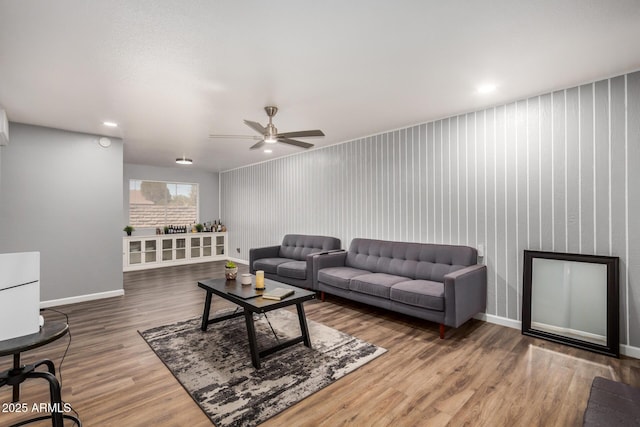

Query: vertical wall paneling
506 103 518 320
495 106 507 318
485 108 497 315
580 84 595 254
552 91 567 252
451 117 459 245
467 114 477 250
611 75 628 342
221 71 640 346
627 72 640 345
566 87 581 253
516 100 528 321
427 122 435 242
595 80 610 255
540 94 554 251
478 111 486 273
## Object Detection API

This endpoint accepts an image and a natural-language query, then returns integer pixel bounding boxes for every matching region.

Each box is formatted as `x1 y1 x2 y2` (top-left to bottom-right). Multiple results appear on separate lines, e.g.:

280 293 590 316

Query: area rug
139 309 386 427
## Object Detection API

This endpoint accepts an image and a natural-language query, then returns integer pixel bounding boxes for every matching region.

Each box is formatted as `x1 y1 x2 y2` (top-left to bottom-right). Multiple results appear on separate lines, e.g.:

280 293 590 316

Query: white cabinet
123 232 227 271
127 237 158 267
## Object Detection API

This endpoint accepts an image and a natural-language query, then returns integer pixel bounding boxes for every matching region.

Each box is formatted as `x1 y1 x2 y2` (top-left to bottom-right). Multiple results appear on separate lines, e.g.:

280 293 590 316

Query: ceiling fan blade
208 134 262 140
243 120 266 134
250 140 266 150
277 130 325 138
278 137 314 149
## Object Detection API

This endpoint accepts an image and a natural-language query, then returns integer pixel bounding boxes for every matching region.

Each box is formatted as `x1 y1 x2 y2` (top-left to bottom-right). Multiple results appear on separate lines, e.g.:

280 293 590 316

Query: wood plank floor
2 260 639 426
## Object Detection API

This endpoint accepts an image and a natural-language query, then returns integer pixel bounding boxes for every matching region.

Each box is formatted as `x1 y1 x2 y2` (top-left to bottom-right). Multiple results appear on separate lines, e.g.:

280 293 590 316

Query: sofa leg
439 324 445 339
321 291 325 302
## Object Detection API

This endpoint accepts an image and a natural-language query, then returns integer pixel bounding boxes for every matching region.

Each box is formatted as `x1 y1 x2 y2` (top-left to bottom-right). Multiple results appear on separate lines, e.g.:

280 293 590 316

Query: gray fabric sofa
249 234 341 290
314 238 487 338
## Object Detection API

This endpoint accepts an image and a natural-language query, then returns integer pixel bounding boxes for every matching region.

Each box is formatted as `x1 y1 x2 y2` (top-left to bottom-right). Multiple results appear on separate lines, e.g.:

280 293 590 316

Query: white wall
0 123 123 301
123 163 219 235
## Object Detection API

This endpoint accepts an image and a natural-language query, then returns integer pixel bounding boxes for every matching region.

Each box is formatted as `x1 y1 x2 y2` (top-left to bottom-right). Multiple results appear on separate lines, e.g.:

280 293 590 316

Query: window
129 180 198 228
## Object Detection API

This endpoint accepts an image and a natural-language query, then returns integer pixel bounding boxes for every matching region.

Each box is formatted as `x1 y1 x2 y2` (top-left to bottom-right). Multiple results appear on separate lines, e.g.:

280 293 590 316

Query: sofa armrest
305 249 343 274
249 245 281 274
443 264 487 328
311 251 348 289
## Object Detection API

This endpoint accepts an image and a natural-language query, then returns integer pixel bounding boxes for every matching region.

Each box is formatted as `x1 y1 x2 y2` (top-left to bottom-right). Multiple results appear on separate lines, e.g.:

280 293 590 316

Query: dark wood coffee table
197 277 315 369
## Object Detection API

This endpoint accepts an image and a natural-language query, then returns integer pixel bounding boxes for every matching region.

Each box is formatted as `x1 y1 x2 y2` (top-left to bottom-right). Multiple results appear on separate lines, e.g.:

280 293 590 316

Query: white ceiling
1 1 639 172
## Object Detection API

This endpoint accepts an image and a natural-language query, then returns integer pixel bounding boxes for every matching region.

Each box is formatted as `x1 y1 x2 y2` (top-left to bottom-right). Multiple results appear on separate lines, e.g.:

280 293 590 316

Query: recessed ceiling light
103 121 118 127
176 157 193 165
477 84 497 94
264 149 273 153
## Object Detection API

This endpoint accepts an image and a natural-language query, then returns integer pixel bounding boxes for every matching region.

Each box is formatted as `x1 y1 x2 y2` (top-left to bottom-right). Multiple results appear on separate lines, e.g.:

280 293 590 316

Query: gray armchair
249 234 341 290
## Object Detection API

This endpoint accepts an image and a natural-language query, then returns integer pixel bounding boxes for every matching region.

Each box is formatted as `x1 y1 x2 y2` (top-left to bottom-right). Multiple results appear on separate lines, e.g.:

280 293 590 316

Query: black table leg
201 290 213 331
296 303 312 349
244 310 261 369
12 352 20 402
30 371 64 427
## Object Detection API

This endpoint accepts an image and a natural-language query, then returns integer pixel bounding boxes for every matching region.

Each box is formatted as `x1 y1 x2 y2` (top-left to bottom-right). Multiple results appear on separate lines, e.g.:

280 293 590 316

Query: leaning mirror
522 250 619 358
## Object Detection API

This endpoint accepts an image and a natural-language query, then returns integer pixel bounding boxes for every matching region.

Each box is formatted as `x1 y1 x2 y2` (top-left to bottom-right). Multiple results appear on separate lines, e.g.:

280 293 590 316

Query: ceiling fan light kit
210 106 325 151
176 157 193 165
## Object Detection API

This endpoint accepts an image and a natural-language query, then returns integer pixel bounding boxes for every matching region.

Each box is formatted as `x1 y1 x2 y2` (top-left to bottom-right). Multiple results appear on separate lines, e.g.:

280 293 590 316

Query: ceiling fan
209 106 324 150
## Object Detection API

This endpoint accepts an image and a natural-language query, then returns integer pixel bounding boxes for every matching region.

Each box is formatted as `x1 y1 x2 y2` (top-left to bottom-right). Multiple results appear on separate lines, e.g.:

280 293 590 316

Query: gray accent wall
221 70 640 347
0 123 123 301
123 163 219 234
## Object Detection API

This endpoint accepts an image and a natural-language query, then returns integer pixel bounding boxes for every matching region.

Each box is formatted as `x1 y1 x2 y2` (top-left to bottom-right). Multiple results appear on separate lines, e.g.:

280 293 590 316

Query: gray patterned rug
139 308 386 427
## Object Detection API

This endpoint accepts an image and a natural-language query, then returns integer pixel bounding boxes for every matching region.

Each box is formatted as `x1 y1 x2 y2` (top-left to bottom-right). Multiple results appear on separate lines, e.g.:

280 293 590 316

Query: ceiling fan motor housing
265 123 278 143
264 106 278 117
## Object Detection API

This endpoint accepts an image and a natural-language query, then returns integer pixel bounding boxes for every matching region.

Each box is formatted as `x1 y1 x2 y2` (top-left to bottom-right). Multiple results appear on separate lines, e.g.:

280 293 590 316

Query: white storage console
123 232 227 271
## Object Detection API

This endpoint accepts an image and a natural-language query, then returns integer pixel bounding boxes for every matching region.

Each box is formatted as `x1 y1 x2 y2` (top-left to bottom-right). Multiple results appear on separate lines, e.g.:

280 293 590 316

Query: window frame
128 179 200 228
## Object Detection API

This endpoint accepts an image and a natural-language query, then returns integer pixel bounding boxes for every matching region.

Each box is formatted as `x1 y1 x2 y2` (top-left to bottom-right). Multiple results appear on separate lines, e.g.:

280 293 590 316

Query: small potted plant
225 261 238 280
123 225 135 236
195 223 204 232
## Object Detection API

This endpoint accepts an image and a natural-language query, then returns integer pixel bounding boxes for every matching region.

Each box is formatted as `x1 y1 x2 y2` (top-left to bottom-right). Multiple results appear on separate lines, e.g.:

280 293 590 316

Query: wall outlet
477 243 484 258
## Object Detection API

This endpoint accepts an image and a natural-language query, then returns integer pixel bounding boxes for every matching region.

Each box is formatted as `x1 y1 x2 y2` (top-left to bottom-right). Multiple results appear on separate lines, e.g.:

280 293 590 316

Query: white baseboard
476 312 640 359
619 344 640 359
474 312 522 330
40 289 125 308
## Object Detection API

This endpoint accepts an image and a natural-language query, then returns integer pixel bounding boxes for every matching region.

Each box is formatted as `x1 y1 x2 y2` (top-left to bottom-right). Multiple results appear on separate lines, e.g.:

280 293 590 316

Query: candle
255 270 265 289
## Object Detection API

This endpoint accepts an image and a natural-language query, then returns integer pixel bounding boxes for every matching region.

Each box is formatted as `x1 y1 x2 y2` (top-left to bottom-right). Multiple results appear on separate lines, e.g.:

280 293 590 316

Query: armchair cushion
253 257 291 274
277 260 307 280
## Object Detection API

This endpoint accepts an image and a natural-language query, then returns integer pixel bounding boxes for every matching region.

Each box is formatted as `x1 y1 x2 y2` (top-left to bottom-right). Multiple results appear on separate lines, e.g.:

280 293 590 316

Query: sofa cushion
390 280 445 311
349 273 407 298
277 260 307 280
318 267 370 290
253 257 291 274
279 234 341 261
